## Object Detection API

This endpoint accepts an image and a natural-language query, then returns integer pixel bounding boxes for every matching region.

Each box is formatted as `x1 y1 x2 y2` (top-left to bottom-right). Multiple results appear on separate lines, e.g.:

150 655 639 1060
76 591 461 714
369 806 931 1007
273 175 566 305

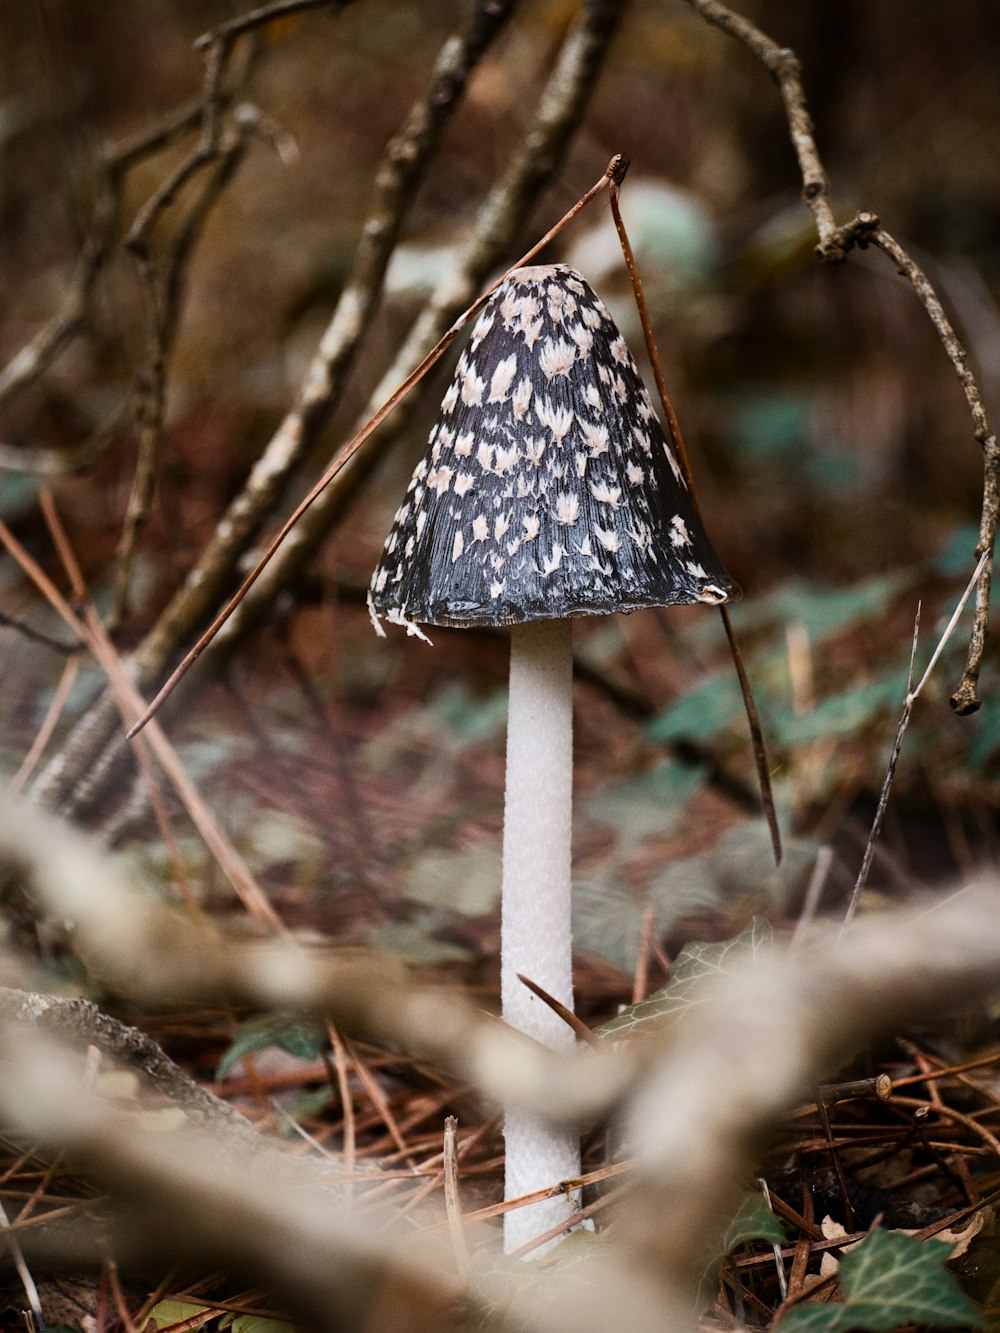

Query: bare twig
0 794 627 1124
0 199 117 405
0 62 217 411
0 1193 43 1322
683 0 999 713
844 551 989 928
442 1116 470 1279
10 653 81 795
112 121 254 627
193 0 344 51
609 179 782 865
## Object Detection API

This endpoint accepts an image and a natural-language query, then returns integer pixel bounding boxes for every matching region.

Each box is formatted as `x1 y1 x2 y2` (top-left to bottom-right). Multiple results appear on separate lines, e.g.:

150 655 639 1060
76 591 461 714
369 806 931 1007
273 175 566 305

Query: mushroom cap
369 264 738 633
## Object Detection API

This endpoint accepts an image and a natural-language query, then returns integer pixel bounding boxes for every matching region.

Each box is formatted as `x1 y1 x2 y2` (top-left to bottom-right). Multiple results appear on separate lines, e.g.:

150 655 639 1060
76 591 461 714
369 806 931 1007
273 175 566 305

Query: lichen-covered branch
0 989 264 1156
683 0 998 714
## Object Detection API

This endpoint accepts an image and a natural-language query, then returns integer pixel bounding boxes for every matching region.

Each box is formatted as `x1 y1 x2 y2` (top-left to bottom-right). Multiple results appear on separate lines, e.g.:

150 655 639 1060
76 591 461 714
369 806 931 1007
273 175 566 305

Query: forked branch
684 0 999 714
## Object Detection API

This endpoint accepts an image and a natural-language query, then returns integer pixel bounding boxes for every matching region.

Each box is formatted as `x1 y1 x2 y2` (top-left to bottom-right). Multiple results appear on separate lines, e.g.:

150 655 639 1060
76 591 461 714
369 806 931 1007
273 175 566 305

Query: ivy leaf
773 672 909 747
147 1300 211 1330
217 1012 326 1080
731 573 910 644
723 1191 787 1251
646 672 745 744
597 917 773 1042
782 1228 984 1331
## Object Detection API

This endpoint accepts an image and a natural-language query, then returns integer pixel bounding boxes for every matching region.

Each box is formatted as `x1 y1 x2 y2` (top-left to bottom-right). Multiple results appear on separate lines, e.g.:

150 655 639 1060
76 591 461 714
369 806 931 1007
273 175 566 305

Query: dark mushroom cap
369 264 738 635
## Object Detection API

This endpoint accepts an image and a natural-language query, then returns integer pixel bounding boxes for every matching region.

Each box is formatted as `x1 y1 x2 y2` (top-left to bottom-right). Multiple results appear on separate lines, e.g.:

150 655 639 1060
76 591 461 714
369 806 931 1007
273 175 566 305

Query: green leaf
147 1300 211 1330
968 704 1000 770
216 1012 326 1080
935 524 981 577
598 917 773 1042
646 673 745 744
371 914 471 963
773 672 908 746
425 681 508 741
724 388 811 462
782 1228 985 1332
581 760 706 843
723 1191 787 1251
731 573 910 644
778 1309 844 1331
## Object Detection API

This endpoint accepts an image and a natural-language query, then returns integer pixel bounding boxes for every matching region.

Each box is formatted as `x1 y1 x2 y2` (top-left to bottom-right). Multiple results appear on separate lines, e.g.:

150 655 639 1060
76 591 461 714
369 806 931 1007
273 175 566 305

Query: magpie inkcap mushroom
368 263 738 637
369 263 737 1254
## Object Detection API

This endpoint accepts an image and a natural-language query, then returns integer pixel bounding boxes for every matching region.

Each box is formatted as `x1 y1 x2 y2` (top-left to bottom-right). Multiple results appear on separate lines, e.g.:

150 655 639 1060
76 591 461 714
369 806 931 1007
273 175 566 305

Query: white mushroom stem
501 618 581 1255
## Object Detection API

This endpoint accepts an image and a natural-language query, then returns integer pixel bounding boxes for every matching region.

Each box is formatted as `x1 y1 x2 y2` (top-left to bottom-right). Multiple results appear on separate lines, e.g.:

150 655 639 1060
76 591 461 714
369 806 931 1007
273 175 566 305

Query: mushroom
368 264 737 1254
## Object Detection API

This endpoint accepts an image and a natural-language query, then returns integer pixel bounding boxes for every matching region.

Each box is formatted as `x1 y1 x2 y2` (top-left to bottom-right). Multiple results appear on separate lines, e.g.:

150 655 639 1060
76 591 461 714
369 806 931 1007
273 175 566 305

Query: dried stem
609 180 782 866
0 505 283 931
442 1116 470 1279
844 551 988 928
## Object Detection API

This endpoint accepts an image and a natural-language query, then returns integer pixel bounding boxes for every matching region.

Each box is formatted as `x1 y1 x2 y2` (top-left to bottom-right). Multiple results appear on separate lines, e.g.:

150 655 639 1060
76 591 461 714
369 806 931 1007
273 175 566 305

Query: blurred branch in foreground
1 796 1000 1328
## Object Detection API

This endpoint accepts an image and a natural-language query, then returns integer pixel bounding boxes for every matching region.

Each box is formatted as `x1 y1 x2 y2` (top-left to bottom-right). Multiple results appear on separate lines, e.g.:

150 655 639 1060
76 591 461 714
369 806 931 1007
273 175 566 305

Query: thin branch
843 550 988 928
111 123 254 627
609 179 782 865
31 0 515 810
0 793 628 1126
10 653 82 795
683 0 999 713
682 0 836 244
193 0 344 51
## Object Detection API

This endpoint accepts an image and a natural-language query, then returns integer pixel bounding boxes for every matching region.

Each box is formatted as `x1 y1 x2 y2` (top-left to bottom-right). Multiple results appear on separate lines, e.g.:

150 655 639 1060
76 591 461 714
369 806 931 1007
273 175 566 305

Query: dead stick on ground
443 1116 470 1280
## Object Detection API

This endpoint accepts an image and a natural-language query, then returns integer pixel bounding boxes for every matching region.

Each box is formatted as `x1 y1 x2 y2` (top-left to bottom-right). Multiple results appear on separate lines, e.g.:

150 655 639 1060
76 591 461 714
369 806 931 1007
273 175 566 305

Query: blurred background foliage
2 0 1000 981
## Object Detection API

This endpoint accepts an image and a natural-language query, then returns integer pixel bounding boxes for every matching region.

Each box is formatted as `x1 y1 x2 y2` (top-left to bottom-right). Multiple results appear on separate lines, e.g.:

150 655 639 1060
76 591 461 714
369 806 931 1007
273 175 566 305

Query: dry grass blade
10 651 81 795
442 1116 470 1279
844 551 988 929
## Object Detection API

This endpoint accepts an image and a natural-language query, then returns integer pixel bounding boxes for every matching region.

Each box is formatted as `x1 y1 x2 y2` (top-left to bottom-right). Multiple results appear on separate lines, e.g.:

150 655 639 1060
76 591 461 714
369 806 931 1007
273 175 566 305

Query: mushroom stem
501 617 581 1255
